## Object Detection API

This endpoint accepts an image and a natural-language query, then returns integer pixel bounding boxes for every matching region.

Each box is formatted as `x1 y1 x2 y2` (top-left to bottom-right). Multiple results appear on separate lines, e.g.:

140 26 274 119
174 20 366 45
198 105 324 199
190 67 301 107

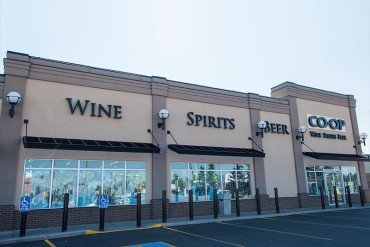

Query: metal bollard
346 185 352 207
256 188 261 215
99 208 105 231
359 186 365 207
213 189 218 219
274 187 280 214
235 189 240 217
333 186 339 208
189 189 194 221
137 193 142 227
20 212 27 237
162 190 167 223
320 186 325 209
62 193 69 232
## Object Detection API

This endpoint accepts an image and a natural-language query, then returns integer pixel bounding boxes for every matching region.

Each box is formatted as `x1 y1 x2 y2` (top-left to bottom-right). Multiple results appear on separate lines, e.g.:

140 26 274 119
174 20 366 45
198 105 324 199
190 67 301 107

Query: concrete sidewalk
1 204 369 245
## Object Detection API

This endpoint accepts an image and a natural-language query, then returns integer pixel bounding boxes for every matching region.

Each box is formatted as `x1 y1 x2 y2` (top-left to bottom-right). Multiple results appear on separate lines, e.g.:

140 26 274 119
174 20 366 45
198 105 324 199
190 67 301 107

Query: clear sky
1 0 369 153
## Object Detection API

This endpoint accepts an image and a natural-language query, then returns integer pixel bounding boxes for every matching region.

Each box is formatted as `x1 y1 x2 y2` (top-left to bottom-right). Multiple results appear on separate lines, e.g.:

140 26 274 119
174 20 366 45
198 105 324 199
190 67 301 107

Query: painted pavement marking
44 239 56 247
265 217 370 230
218 222 332 241
301 213 370 221
123 242 175 247
163 226 245 247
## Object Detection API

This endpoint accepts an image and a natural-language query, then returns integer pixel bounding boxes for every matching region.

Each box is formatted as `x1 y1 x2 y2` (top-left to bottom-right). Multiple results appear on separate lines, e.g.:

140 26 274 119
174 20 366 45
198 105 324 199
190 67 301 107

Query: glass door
324 168 345 205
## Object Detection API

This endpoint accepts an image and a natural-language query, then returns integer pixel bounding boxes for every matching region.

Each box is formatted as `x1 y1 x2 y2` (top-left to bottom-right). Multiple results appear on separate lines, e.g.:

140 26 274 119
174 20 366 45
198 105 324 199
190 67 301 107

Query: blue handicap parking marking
19 196 31 212
99 194 109 208
127 242 173 247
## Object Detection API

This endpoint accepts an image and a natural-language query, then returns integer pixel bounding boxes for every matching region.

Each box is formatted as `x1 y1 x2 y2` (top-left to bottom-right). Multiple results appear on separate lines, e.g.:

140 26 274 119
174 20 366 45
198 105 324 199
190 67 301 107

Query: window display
171 162 251 202
305 165 358 198
23 159 147 209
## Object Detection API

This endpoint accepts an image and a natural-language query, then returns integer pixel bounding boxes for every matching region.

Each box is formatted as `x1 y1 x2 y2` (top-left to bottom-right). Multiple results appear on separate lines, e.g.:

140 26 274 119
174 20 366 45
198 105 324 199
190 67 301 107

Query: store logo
66 98 122 119
186 112 235 129
307 114 345 132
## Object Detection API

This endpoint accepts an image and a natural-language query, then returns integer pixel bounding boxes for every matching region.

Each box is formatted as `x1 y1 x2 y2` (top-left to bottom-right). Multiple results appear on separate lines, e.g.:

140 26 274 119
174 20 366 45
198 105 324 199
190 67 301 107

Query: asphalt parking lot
5 208 370 247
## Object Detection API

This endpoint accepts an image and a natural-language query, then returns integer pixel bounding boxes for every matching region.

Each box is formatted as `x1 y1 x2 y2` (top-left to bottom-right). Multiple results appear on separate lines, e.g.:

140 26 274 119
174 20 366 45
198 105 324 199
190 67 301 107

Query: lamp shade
158 109 169 119
298 125 307 133
257 120 267 129
360 133 367 140
7 91 22 104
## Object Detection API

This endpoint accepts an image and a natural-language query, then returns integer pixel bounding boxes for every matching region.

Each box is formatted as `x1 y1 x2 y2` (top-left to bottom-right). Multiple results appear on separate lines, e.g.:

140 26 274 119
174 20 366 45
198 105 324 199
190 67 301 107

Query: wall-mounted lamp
256 120 267 138
296 125 307 142
158 109 169 130
6 91 22 118
358 132 368 146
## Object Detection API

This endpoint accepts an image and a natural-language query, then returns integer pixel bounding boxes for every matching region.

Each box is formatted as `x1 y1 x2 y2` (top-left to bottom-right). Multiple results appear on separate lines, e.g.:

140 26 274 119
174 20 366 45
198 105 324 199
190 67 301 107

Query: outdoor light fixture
6 91 22 118
296 125 307 142
358 132 368 146
256 120 267 138
158 109 169 130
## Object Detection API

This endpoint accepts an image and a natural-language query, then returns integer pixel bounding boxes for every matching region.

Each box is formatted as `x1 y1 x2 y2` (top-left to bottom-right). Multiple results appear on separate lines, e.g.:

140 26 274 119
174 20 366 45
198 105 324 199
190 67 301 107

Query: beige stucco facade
296 98 363 186
22 79 153 142
1 52 369 230
297 98 356 154
13 79 155 205
166 98 251 148
260 111 297 197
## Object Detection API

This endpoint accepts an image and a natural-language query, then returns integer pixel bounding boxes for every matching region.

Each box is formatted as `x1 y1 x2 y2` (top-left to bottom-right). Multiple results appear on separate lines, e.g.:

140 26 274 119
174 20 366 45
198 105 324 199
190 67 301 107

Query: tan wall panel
297 98 355 154
260 112 298 197
22 79 152 142
14 147 153 205
166 98 251 148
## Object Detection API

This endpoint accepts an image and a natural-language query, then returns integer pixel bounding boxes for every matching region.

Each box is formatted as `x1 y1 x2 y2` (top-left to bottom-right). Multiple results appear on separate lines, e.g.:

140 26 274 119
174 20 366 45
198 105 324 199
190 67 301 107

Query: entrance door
324 170 345 205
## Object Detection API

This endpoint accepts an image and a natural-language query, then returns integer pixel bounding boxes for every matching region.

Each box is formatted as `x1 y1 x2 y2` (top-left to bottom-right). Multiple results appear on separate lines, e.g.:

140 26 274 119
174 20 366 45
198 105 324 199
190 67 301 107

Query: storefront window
24 169 51 209
189 164 205 202
22 159 147 209
52 169 78 207
126 170 146 204
78 170 102 207
341 166 359 193
171 168 189 202
305 165 358 196
170 162 251 202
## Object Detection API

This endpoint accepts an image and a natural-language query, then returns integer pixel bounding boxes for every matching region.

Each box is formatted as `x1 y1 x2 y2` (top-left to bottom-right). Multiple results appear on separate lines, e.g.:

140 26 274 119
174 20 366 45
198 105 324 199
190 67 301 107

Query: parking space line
44 239 56 247
123 242 175 247
163 226 245 247
218 222 332 241
265 217 370 230
301 213 370 221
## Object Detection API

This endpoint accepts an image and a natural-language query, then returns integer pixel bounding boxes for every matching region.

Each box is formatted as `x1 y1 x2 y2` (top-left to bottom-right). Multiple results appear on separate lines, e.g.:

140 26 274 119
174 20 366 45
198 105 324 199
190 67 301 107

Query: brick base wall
298 193 328 208
0 205 15 231
0 193 363 231
364 190 370 202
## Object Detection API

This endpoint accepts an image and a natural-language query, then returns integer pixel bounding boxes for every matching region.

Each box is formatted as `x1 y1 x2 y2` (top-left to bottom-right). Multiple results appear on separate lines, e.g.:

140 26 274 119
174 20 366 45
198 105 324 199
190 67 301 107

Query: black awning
23 136 160 154
303 152 370 161
168 144 265 157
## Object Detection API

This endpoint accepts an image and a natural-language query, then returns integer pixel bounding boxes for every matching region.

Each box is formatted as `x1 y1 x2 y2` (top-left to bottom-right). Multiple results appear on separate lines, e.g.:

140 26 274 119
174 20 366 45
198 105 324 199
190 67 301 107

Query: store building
0 51 369 231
